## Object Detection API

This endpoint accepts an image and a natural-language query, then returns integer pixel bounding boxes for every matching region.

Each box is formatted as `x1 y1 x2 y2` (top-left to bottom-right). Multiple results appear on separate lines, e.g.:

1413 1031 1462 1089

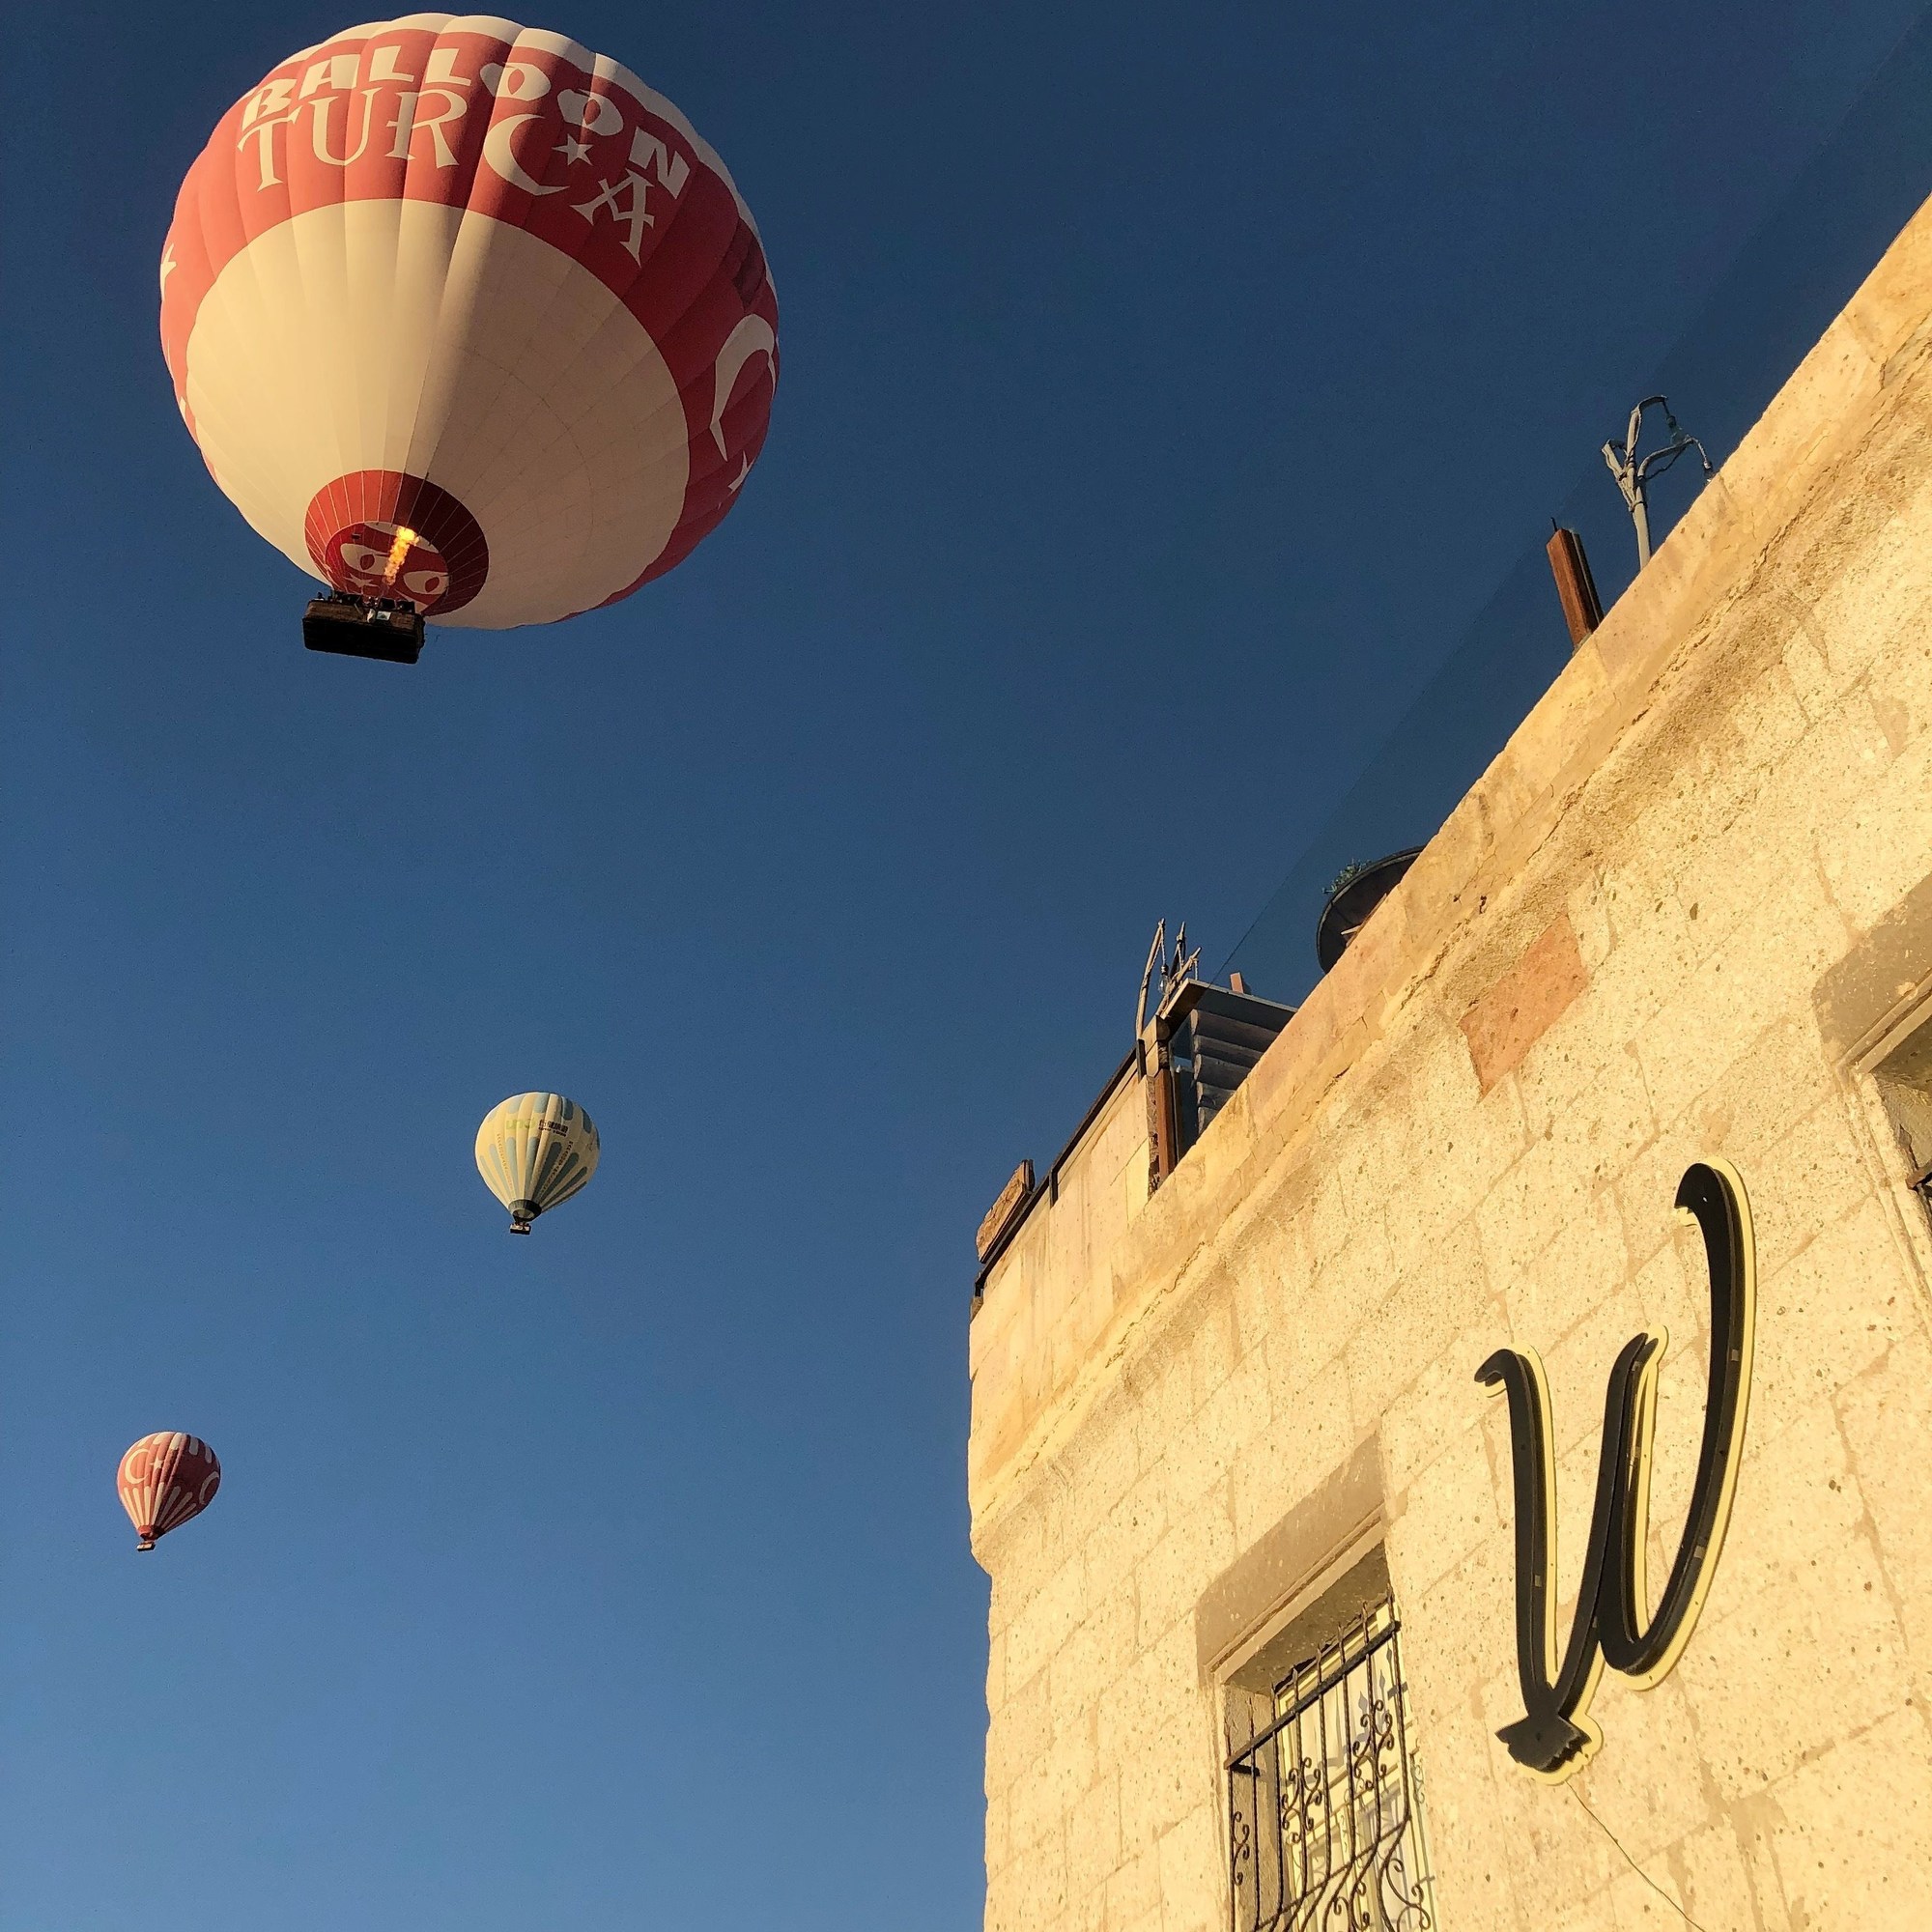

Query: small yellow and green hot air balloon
475 1094 600 1234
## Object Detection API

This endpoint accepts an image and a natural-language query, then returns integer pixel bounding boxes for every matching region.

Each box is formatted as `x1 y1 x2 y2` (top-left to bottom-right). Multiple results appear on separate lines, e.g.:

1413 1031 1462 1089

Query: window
1818 869 1932 1240
1225 1549 1436 1932
1871 1004 1932 1213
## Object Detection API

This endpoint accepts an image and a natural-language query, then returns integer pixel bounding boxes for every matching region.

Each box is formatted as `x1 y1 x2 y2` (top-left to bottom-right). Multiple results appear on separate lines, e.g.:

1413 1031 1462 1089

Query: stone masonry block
1224 1236 1286 1374
1051 1588 1137 1726
1103 1842 1161 1927
1609 1122 1726 1273
1567 1673 1711 1867
1082 1481 1164 1611
1538 1284 1653 1460
1184 1293 1242 1418
1833 1331 1932 1678
1414 1702 1531 1932
1660 1819 1776 1932
984 1783 1011 1879
1476 1127 1599 1295
1256 1251 1370 1396
1819 732 1932 934
1462 914 1591 1095
1750 1192 1915 1448
1674 1523 1910 1801
1685 1015 1829 1168
1392 1087 1533 1283
1844 195 1932 365
1507 1186 1629 1360
1800 456 1932 676
1478 1670 1622 1902
1390 1416 1502 1603
1152 1408 1239 1522
1512 1025 1659 1195
1009 1818 1067 1924
1119 1349 1193 1488
1031 1721 1101 1838
1259 1340 1354 1494
1060 1414 1143 1547
986 1626 1009 1717
1378 1307 1511 1497
1868 631 1932 761
1711 1393 1863 1625
1226 1409 1317 1551
987 1669 1054 1808
1566 872 1616 972
1776 600 1839 724
1065 1773 1122 1903
1154 1812 1222 1928
1629 1229 1699 1353
1739 1095 1876 1282
1006 1555 1091 1693
1116 1721 1193 1850
1631 893 1846 1130
1402 1525 1518 1733
1306 1163 1359 1271
1509 639 1615 804
1757 1707 1932 1928
1133 1501 1235 1650
1589 883 1700 1031
1004 1747 1065 1861
1345 1218 1488 1432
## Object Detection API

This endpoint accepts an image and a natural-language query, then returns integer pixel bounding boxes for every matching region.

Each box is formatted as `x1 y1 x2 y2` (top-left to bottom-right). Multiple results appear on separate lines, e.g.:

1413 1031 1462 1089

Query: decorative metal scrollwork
1226 1601 1436 1932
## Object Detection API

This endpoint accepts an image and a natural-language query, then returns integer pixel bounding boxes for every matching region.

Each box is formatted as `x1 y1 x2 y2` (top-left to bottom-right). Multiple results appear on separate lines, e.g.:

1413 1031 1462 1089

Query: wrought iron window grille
1864 1002 1932 1228
1226 1600 1436 1932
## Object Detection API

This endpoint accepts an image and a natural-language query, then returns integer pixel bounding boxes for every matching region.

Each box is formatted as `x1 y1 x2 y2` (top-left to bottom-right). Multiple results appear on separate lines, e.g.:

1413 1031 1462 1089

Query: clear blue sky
2 4 1924 1926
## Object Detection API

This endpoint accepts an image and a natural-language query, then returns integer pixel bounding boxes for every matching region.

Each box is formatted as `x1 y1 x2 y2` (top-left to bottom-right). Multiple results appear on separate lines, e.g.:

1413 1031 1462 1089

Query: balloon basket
302 594 424 665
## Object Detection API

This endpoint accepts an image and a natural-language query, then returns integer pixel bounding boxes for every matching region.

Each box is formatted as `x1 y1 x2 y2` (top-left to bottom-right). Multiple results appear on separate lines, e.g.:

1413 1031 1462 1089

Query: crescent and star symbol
710 314 778 459
481 112 565 195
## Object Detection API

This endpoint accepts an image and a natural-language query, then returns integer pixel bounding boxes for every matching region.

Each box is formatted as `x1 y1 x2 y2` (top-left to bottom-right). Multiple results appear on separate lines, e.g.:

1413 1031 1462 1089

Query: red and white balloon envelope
158 14 780 634
117 1434 222 1552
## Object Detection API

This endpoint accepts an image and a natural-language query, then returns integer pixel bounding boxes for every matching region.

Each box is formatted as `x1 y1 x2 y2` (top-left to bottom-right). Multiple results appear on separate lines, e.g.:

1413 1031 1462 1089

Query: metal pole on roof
1603 396 1715 569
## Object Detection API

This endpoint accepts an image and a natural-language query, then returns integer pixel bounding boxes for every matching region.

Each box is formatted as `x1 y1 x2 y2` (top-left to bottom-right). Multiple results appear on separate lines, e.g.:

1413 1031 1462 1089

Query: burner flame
382 525 420 585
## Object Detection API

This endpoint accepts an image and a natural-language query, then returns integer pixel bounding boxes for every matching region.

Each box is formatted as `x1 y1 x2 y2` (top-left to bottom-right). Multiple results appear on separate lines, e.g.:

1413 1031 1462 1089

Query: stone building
966 197 1932 1931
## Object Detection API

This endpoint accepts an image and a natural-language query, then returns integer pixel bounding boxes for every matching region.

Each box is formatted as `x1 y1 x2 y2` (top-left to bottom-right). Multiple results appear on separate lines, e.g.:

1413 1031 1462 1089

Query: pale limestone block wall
970 1063 1151 1482
969 197 1932 1932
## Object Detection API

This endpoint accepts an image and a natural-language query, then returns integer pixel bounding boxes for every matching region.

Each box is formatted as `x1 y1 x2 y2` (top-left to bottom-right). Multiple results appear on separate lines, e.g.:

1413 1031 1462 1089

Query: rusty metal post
1144 1023 1179 1191
1546 525 1605 648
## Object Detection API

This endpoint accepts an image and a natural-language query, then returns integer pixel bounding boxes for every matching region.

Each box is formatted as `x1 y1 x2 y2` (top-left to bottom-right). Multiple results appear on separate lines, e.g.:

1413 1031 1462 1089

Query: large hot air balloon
117 1433 222 1551
476 1092 599 1232
160 14 779 662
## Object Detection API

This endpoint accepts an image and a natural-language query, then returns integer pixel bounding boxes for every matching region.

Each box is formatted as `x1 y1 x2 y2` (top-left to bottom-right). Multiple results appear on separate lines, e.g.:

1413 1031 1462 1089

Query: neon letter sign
1477 1160 1756 1779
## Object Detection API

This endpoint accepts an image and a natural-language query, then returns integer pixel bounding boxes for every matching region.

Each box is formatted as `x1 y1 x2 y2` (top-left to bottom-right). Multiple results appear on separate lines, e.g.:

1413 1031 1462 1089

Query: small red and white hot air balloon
159 14 780 661
117 1433 222 1552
